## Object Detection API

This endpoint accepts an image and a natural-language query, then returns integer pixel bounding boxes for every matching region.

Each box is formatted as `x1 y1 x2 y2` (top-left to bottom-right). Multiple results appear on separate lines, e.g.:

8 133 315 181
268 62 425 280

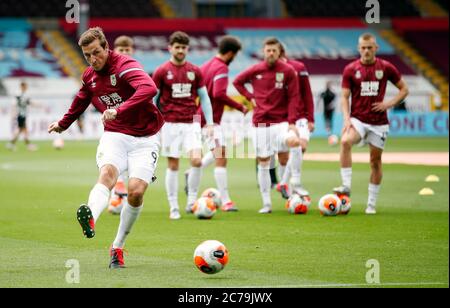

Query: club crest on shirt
376 70 384 80
167 71 174 80
110 74 117 86
276 73 285 82
355 70 362 79
187 71 196 81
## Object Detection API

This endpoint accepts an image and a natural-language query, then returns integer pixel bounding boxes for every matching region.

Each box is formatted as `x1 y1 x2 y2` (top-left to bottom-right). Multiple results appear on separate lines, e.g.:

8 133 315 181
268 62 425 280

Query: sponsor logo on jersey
361 81 380 97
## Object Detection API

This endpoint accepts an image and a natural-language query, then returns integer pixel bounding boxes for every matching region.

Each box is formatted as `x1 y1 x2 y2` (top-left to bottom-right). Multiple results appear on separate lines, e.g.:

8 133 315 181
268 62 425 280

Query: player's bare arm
372 79 410 112
341 88 352 133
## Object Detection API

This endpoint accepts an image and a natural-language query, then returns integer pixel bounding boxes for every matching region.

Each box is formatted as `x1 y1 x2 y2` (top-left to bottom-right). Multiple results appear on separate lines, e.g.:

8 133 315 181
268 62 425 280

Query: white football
192 197 217 219
318 194 342 216
194 240 229 274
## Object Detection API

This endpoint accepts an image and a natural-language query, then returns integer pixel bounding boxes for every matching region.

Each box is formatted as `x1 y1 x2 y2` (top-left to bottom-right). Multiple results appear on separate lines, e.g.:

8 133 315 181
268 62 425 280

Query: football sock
278 164 286 183
188 167 202 206
258 164 272 206
214 167 231 204
88 183 111 223
165 169 179 210
368 183 381 208
341 168 353 189
290 147 303 186
201 151 215 169
113 203 143 249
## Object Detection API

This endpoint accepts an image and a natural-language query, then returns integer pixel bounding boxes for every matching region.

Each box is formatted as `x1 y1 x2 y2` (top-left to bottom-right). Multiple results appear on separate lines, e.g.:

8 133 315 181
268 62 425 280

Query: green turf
0 138 448 288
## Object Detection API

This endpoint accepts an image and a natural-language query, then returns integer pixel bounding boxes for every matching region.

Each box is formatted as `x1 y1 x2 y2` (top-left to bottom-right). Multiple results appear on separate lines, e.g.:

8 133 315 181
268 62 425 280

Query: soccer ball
338 195 352 215
201 188 222 209
108 195 127 215
318 194 342 216
328 135 339 147
53 138 64 150
193 240 229 274
286 193 311 214
192 197 217 219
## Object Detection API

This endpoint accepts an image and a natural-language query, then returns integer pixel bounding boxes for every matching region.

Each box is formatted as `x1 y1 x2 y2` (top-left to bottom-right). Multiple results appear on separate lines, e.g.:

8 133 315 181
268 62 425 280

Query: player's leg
277 151 291 199
277 123 301 198
366 144 383 215
185 123 203 213
78 133 127 238
253 125 276 213
161 123 183 219
289 119 310 194
214 146 236 211
365 126 388 215
334 120 363 196
110 135 159 268
166 157 180 219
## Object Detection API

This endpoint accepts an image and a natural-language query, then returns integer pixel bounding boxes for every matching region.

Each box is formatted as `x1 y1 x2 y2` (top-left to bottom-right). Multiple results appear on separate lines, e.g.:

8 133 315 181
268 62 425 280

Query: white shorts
203 124 225 149
96 132 160 184
351 117 389 150
161 122 202 158
296 118 311 142
252 122 296 158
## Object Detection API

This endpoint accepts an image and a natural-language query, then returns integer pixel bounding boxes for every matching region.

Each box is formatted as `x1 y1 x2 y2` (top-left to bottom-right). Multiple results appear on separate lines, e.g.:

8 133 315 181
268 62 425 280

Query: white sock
88 183 111 223
113 203 143 249
368 183 381 208
201 151 215 169
258 164 272 207
290 147 303 186
188 167 202 206
165 169 179 210
341 168 353 189
278 164 286 183
214 167 231 204
281 160 291 185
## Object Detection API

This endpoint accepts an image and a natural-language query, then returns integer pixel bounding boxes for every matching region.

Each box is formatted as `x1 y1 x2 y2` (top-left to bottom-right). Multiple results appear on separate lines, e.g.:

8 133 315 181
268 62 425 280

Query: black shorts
17 116 27 129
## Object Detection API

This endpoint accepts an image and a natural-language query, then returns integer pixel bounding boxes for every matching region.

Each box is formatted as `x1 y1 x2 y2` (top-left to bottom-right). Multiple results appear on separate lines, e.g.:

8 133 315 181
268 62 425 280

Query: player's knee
128 188 145 205
341 137 353 149
191 157 202 168
287 137 300 148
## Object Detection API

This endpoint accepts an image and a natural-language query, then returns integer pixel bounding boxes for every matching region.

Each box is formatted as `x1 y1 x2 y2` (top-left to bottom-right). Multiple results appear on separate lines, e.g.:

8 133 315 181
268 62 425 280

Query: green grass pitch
0 138 448 288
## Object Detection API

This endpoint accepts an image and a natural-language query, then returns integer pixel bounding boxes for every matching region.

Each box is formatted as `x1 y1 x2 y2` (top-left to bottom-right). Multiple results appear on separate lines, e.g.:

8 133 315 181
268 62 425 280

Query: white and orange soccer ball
53 137 64 150
318 194 342 216
201 188 222 209
338 195 352 215
328 135 339 147
108 195 127 215
193 240 229 274
286 193 311 215
192 197 217 219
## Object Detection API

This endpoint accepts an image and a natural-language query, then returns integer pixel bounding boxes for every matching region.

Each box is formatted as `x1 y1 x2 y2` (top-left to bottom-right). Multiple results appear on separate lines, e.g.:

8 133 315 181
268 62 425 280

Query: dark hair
263 37 281 48
169 31 190 46
114 35 134 48
78 27 108 49
218 35 242 55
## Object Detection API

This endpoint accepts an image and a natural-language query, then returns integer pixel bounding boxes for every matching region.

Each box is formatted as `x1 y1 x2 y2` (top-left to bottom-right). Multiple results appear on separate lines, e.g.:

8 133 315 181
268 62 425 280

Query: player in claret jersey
334 33 409 215
196 35 248 212
234 37 302 214
276 44 315 200
48 27 164 269
153 31 214 220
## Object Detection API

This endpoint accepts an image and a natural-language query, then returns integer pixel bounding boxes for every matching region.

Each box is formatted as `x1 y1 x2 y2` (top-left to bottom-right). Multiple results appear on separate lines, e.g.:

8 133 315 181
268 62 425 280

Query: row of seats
0 0 161 17
283 0 421 17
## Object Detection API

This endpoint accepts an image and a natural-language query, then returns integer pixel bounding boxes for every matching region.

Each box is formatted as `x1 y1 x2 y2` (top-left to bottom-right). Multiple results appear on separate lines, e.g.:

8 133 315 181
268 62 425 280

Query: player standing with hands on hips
333 33 409 215
48 27 164 269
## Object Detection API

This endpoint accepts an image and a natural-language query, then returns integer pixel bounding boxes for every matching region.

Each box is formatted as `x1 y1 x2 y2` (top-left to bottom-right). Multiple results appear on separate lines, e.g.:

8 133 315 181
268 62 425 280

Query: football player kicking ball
276 44 315 200
334 33 409 215
152 31 214 220
107 35 136 215
234 37 302 214
195 35 248 212
48 28 164 268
